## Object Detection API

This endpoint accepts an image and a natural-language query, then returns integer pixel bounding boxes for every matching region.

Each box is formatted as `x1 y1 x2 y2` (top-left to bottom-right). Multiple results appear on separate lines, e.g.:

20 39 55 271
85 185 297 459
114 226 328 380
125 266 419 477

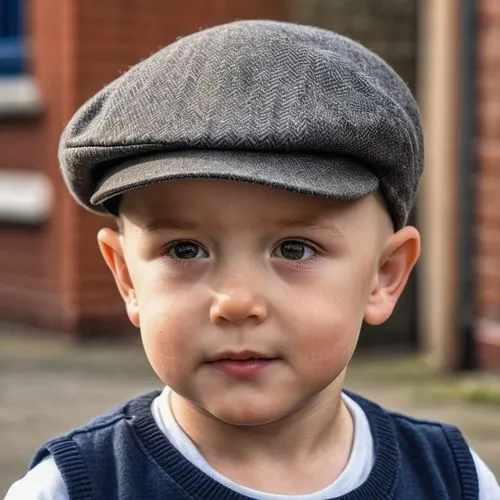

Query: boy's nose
209 289 268 326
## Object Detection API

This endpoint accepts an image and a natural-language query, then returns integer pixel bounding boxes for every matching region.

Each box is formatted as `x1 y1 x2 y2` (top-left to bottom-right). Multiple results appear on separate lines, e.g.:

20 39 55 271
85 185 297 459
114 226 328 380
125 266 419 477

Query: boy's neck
169 379 355 495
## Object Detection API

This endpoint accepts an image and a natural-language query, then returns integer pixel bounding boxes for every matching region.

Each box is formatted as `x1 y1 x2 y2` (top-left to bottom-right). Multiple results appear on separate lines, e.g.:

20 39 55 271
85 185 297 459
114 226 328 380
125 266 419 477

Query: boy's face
99 179 418 426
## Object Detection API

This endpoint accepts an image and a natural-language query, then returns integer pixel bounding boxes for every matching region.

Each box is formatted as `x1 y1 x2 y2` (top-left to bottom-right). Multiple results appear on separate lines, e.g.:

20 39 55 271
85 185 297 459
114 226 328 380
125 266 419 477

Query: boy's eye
167 241 208 260
273 240 315 261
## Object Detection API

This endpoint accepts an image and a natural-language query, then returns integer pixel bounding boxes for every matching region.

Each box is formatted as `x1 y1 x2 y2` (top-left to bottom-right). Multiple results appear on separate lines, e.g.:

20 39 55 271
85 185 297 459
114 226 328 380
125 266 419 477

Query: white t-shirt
5 389 500 499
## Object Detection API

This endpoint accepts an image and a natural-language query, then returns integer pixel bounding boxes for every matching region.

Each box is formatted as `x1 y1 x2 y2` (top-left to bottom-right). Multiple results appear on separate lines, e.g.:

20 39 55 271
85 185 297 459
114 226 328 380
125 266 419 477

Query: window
0 0 45 223
0 0 40 115
0 0 25 75
0 170 53 224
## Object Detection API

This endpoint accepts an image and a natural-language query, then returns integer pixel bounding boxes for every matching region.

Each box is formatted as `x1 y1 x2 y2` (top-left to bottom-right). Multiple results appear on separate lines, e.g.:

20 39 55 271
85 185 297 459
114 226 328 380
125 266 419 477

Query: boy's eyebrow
141 214 344 236
274 215 344 236
142 217 201 232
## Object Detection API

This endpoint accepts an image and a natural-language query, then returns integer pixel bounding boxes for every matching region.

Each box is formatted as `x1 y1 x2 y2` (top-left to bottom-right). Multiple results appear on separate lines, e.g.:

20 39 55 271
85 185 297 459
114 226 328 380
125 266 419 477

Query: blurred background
1 0 499 494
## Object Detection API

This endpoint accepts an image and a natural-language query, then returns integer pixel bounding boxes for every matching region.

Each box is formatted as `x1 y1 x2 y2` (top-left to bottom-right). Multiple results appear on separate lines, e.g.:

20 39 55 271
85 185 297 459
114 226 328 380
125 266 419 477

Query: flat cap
59 20 423 229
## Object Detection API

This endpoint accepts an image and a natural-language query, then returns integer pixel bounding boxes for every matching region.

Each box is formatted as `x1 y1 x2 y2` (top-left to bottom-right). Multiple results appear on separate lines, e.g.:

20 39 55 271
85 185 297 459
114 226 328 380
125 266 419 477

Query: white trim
0 170 52 223
477 320 500 342
0 76 41 114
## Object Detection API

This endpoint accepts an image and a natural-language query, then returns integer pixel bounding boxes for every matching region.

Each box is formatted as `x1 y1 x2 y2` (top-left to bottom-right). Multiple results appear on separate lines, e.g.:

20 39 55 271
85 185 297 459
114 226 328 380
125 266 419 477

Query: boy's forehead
123 178 346 213
119 179 389 233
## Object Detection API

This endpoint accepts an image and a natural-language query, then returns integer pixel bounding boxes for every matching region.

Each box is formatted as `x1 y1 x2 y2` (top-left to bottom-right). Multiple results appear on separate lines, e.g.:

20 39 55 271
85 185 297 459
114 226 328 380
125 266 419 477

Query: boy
6 20 499 499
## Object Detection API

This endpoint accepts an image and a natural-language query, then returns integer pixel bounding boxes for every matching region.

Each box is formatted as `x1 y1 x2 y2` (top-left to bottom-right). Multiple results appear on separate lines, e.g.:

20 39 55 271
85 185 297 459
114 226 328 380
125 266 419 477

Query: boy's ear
364 226 420 326
97 228 140 328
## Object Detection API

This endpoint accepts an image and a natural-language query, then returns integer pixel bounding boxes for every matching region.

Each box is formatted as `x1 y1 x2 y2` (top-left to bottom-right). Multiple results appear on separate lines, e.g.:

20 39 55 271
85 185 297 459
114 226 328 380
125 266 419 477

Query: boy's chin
205 400 295 427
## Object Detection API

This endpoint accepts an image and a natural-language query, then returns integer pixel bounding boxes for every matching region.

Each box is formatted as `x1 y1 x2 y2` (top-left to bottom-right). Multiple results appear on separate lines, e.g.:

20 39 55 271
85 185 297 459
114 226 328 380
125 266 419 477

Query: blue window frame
0 0 25 75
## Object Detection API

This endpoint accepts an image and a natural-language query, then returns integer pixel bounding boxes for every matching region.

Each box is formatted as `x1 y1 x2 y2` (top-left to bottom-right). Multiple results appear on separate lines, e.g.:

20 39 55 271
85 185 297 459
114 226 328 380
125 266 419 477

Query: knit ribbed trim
129 390 400 500
337 390 400 499
46 438 93 500
442 425 479 499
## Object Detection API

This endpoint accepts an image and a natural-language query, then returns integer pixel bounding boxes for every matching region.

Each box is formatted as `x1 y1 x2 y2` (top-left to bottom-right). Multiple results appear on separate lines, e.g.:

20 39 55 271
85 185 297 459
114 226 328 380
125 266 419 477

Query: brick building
0 0 498 372
0 0 286 338
472 0 500 372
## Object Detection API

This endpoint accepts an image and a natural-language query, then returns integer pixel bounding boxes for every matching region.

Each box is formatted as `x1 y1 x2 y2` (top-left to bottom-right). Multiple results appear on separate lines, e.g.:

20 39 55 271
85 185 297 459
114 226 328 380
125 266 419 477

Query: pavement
1 328 499 495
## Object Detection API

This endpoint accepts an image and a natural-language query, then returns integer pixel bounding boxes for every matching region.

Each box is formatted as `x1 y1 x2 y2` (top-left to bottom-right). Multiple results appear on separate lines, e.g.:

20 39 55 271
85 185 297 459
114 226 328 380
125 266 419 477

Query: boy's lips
209 350 279 377
211 350 274 361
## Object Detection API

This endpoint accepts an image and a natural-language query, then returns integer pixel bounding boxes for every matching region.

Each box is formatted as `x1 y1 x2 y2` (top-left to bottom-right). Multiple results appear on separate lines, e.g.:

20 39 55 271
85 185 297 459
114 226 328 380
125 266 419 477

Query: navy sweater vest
31 390 478 499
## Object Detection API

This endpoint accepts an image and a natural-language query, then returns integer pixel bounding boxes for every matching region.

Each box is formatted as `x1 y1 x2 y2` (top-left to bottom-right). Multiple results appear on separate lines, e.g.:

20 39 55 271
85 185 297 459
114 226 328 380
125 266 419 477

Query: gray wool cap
59 20 423 229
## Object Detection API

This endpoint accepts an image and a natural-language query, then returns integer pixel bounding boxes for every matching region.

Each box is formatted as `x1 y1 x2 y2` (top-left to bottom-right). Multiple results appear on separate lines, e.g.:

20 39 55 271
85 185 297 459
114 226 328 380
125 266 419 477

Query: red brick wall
0 0 287 337
0 0 68 331
475 0 500 370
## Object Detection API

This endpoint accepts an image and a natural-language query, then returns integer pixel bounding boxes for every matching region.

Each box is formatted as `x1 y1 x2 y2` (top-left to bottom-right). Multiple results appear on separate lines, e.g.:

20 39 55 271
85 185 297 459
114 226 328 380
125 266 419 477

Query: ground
1 328 499 495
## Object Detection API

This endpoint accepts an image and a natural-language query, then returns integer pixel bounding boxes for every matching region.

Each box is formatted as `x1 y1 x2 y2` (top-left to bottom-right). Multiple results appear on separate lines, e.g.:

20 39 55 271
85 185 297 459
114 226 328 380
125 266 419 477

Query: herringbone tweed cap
59 20 423 229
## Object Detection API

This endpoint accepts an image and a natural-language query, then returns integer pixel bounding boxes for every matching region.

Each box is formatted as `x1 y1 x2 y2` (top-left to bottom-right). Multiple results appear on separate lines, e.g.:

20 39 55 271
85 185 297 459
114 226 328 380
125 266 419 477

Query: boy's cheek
140 324 193 379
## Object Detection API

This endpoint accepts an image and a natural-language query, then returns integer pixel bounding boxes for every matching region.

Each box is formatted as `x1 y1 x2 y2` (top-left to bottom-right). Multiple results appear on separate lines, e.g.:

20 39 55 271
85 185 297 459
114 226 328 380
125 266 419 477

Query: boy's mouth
210 351 278 377
213 350 272 361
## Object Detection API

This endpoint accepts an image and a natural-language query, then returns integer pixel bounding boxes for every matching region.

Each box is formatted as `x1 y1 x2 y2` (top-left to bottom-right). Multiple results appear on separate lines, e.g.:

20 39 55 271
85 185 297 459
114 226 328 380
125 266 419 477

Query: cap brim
91 150 379 213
